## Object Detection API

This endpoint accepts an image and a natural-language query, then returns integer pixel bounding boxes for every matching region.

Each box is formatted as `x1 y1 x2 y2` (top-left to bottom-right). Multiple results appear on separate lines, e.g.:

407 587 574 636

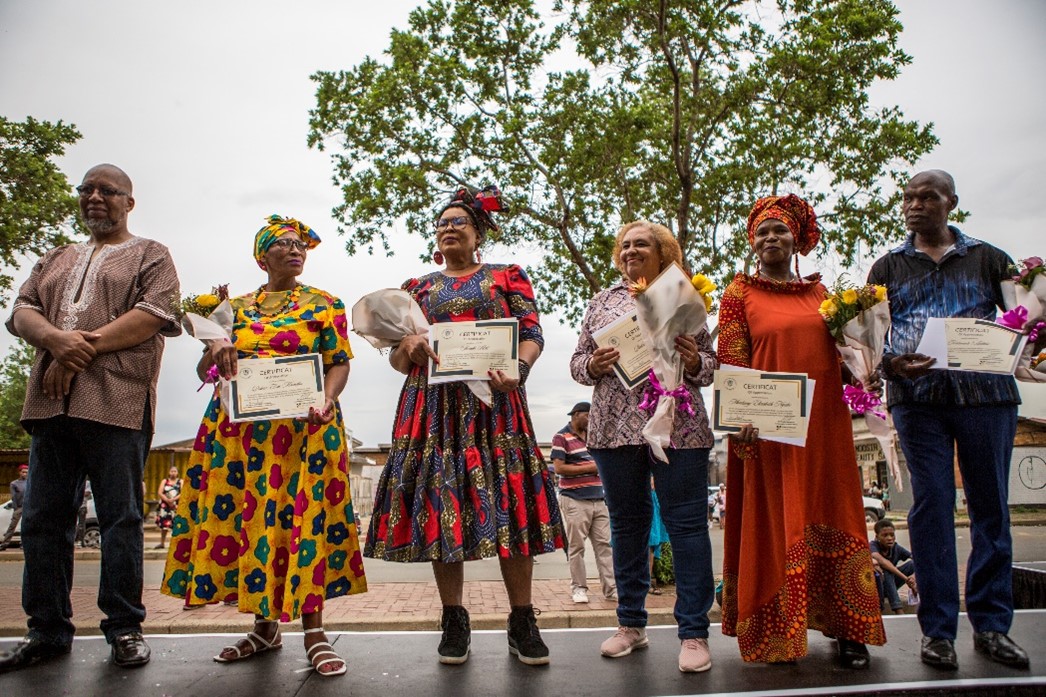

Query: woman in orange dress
717 194 885 667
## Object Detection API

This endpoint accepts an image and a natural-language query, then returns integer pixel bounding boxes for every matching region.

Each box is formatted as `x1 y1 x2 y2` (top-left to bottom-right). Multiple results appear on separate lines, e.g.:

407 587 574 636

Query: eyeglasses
269 238 309 252
435 215 473 231
76 184 128 198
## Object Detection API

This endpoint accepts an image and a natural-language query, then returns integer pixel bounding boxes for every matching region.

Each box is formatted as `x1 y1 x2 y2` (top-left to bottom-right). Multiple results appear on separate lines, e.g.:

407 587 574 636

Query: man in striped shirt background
551 402 616 604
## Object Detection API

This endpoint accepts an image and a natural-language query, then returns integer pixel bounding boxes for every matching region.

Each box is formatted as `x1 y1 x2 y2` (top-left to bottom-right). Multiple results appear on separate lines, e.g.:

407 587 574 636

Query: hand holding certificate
223 353 326 423
428 319 519 384
713 368 814 446
915 318 1027 375
592 313 652 389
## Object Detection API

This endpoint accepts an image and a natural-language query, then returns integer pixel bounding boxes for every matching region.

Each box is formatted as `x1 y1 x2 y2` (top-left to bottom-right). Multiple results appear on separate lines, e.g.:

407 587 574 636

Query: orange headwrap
746 194 820 256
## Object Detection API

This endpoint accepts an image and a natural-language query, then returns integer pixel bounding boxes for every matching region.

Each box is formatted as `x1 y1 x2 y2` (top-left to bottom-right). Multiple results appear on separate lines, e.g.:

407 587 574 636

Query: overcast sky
1 0 1044 447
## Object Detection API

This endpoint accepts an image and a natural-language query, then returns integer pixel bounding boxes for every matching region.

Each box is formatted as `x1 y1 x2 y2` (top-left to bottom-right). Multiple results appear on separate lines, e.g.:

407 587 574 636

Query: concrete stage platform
2 612 1043 696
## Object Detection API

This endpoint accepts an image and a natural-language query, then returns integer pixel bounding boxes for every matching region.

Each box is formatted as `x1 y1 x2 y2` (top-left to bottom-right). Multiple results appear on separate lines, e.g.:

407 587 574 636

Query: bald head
902 169 958 240
908 169 955 197
83 163 132 194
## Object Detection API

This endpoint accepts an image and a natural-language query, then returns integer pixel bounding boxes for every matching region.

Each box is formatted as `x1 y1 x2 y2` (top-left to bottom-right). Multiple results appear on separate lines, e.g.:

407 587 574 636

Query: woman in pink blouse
570 220 718 674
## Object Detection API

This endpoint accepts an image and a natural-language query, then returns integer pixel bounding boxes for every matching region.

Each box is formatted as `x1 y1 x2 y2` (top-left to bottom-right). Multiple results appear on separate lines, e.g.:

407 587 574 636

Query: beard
85 217 117 236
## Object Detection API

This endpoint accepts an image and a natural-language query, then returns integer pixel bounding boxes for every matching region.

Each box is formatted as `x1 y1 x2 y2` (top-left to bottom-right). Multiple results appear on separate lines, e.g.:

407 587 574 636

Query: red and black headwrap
746 193 821 256
436 185 508 240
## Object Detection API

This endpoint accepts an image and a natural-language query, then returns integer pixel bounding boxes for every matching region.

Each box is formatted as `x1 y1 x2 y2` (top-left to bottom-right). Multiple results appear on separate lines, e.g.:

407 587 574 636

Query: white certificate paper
592 313 652 389
224 354 326 423
915 317 1027 375
713 368 814 445
428 319 519 384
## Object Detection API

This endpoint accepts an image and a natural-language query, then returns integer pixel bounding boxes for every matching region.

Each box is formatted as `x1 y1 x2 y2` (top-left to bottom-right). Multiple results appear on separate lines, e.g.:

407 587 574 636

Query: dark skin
889 170 1045 379
731 218 879 443
207 231 347 673
391 204 539 610
13 165 169 399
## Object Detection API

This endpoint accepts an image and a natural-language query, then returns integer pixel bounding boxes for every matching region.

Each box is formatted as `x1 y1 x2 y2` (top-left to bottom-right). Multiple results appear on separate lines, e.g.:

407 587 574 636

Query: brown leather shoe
110 632 151 668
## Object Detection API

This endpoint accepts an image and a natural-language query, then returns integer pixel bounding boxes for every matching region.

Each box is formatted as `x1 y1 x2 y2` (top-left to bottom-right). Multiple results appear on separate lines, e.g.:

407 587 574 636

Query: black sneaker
438 605 470 665
507 605 549 666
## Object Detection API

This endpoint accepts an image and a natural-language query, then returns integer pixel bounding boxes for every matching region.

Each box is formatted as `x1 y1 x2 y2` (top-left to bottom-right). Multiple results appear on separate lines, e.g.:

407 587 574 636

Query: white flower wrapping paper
633 263 708 463
836 301 904 492
351 288 493 406
1000 275 1046 383
181 299 234 341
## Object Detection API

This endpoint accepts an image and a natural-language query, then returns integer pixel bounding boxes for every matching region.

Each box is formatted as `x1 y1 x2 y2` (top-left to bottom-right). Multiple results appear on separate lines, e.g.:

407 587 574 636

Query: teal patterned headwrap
253 214 321 267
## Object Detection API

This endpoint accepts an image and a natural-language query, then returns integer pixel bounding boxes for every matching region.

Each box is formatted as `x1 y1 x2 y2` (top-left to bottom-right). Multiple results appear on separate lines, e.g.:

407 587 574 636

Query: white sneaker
572 588 589 604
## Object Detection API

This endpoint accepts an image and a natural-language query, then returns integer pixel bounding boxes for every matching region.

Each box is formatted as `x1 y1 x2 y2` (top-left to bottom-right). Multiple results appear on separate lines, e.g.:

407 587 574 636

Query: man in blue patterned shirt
868 170 1040 671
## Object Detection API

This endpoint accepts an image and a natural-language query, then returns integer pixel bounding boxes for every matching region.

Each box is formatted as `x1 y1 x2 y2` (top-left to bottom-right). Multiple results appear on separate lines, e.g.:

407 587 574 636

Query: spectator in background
870 519 916 615
552 401 616 604
0 464 28 550
153 466 181 549
74 482 93 548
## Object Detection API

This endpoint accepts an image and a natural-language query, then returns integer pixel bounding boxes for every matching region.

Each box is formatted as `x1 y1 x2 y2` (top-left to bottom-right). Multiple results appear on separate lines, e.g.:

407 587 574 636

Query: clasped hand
588 335 700 378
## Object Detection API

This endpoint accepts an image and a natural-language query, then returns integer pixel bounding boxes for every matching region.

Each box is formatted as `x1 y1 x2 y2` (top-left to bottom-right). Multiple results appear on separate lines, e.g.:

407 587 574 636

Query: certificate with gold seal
592 312 652 389
224 353 326 423
713 369 811 443
428 319 519 384
916 317 1027 375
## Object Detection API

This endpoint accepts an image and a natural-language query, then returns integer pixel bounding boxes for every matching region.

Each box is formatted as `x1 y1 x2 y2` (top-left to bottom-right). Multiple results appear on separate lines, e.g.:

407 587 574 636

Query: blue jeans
590 445 714 640
892 403 1016 640
877 558 915 610
22 414 150 645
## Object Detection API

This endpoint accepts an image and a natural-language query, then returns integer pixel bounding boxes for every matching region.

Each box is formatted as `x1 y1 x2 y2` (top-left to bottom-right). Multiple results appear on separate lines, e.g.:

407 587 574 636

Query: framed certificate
592 312 652 389
713 369 812 443
224 353 326 423
428 319 519 384
916 317 1027 375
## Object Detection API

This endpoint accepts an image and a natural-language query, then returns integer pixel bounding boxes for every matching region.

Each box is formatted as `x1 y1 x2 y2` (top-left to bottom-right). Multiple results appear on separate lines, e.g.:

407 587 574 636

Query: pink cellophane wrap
633 263 708 463
835 300 904 492
351 288 492 406
1000 276 1046 383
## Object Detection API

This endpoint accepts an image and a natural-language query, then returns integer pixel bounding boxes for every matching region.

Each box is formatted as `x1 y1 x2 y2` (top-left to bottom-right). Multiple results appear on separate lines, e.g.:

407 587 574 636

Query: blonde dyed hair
612 220 683 276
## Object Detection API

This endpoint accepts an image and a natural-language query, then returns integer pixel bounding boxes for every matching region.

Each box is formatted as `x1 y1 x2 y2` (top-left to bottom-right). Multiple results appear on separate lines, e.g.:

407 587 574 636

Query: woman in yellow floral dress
162 216 367 677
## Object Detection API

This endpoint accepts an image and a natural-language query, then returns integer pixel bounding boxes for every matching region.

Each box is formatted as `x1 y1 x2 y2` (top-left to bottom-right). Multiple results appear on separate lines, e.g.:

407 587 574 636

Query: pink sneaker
600 626 649 658
679 637 712 672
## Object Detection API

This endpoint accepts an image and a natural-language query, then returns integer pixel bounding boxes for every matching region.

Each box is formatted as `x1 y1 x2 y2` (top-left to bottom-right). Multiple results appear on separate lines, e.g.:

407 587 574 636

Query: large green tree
309 0 936 324
0 341 32 449
0 116 82 307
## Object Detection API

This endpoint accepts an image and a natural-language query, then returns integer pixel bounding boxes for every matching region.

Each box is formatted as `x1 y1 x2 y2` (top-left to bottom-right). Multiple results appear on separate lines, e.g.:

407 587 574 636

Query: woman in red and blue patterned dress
365 187 563 667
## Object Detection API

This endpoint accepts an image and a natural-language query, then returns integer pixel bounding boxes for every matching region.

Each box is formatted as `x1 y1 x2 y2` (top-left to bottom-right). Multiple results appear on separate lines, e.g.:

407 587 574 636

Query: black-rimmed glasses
76 184 128 198
435 215 473 230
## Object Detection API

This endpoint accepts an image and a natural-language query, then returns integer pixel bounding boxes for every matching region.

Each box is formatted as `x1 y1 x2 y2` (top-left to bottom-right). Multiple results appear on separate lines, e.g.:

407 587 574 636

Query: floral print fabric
161 286 367 621
365 264 563 562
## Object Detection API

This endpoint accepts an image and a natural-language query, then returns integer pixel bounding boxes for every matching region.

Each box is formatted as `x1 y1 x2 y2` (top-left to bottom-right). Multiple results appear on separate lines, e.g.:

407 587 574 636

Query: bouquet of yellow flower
178 284 229 318
690 273 717 313
179 284 234 342
820 277 903 490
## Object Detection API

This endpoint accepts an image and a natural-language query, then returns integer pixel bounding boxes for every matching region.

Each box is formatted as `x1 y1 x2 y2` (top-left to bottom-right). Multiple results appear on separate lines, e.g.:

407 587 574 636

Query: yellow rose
873 285 887 302
691 273 716 295
841 289 858 305
819 298 838 318
196 293 220 310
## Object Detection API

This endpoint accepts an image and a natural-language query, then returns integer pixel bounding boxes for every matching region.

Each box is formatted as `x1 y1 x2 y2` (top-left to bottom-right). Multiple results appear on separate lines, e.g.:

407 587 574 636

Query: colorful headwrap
746 194 821 256
436 185 508 238
253 214 321 266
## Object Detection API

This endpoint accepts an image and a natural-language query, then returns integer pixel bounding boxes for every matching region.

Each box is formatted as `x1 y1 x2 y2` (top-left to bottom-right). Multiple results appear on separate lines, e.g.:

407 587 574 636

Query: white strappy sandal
304 627 347 677
213 623 282 662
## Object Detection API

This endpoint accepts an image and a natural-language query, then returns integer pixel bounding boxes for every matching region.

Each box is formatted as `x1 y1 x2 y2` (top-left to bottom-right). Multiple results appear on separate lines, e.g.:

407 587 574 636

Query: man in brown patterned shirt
0 164 180 673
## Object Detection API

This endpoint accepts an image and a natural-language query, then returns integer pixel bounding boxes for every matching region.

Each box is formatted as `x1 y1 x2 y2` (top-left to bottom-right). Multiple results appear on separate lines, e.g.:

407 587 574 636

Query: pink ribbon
997 306 1045 342
842 384 885 419
638 370 695 417
197 364 220 392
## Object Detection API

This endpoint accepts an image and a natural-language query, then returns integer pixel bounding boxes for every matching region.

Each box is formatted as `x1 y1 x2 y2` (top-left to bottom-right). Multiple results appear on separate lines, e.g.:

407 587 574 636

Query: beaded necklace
242 284 303 323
